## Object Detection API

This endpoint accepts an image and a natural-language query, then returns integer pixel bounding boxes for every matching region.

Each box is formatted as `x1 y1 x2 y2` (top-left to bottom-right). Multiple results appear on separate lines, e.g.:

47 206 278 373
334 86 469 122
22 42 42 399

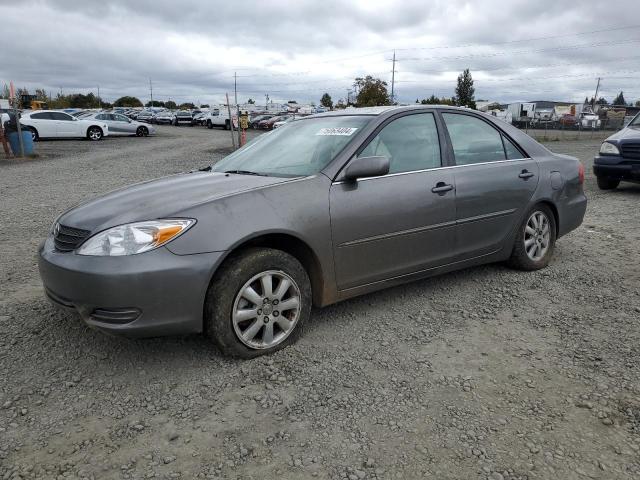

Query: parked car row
17 109 156 141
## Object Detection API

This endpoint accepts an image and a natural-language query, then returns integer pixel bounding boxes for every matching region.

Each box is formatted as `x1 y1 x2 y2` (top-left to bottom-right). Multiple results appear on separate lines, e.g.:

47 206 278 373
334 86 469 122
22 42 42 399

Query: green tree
146 100 165 107
0 83 9 99
113 96 143 107
596 97 608 105
200 104 210 108
612 91 626 106
178 102 195 109
455 69 475 108
320 93 333 109
247 98 255 104
420 95 455 105
34 89 49 102
165 100 177 109
635 100 640 107
354 76 390 107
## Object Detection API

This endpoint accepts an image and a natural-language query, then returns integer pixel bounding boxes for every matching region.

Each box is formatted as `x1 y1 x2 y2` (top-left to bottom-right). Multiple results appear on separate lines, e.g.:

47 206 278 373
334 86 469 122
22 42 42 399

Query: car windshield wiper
224 169 266 176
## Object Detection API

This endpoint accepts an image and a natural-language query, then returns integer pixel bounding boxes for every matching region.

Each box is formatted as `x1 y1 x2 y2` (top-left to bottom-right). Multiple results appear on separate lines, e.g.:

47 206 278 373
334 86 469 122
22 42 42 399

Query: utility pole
234 72 241 147
234 72 238 107
226 93 237 149
97 85 100 108
591 77 601 110
390 50 396 104
149 79 153 106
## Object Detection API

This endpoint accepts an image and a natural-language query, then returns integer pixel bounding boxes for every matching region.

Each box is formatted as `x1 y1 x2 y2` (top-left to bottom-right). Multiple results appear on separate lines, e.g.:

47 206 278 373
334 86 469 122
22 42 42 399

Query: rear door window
503 136 525 160
442 113 506 165
50 112 74 121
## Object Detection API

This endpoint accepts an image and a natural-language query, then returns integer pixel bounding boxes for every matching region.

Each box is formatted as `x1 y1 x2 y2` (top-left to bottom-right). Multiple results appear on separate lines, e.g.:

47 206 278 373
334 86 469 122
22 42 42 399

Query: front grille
621 143 640 160
54 224 90 252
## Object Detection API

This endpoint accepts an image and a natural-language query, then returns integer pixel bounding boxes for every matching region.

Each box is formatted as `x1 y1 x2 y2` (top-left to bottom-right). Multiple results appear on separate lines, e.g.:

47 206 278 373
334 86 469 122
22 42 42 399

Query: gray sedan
39 106 586 357
86 112 156 137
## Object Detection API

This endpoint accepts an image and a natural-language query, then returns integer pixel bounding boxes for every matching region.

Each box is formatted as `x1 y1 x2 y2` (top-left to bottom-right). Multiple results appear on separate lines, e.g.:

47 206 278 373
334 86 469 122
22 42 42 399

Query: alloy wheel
88 128 102 140
524 211 550 261
232 270 301 350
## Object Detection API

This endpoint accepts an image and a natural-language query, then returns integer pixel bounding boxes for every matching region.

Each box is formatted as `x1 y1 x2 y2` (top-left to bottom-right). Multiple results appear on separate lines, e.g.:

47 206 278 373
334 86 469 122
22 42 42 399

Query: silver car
39 106 586 358
85 112 156 137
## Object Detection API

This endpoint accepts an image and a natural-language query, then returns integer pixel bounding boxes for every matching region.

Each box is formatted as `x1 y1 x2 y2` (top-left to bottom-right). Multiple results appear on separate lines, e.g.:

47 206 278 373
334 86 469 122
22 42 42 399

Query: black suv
174 110 194 126
594 113 640 189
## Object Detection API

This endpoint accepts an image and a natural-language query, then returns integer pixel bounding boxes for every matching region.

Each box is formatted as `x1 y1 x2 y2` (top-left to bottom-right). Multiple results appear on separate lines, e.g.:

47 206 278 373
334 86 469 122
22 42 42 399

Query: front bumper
593 155 640 182
38 236 224 337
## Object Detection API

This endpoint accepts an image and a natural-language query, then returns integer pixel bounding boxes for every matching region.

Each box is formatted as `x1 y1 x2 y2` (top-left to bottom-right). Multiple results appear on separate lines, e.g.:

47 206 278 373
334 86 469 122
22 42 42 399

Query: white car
205 109 233 130
20 110 109 141
84 112 156 137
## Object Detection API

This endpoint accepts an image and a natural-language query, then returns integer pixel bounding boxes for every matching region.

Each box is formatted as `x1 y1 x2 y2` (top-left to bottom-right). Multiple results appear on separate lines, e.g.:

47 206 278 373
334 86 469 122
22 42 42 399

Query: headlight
76 219 194 256
599 142 620 155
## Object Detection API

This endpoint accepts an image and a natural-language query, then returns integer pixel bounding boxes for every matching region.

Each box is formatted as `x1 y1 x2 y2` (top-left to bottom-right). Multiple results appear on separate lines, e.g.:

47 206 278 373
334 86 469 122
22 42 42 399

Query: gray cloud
0 0 638 105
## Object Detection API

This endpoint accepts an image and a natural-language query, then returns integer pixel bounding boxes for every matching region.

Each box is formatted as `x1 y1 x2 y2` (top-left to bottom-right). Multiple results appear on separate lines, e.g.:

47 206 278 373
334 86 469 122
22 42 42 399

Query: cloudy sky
1 0 639 106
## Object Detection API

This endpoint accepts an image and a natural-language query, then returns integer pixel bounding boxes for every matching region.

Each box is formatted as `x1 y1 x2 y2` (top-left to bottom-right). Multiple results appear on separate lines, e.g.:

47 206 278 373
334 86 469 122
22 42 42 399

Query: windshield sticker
316 127 358 136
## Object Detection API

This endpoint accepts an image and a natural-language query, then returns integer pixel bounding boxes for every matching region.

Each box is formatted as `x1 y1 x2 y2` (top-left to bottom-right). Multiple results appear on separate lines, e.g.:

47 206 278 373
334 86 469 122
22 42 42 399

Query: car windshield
630 113 640 127
212 116 372 177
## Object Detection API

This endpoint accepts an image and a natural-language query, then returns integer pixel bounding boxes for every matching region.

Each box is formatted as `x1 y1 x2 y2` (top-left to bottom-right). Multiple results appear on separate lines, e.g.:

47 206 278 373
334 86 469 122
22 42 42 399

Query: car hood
58 172 293 233
606 126 640 142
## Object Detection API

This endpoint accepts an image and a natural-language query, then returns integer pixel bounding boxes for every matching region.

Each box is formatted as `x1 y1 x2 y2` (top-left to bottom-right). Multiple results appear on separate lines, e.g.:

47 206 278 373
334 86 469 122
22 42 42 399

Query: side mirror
344 156 389 181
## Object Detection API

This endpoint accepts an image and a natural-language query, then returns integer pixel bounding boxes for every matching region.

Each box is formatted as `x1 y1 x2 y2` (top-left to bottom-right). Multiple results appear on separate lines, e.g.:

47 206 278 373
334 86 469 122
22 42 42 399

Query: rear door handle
431 182 454 194
519 170 535 179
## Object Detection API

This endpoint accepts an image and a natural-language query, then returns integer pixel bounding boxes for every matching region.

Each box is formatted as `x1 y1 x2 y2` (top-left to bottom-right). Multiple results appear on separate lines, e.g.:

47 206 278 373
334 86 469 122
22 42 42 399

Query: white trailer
507 102 536 127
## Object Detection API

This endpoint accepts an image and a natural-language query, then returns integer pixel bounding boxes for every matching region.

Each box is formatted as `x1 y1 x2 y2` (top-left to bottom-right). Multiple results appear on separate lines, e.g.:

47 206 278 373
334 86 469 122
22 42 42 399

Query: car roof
308 104 473 118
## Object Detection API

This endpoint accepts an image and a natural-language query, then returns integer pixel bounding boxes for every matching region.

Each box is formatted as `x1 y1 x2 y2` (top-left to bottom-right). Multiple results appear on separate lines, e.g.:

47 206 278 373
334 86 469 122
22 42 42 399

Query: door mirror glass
344 156 390 181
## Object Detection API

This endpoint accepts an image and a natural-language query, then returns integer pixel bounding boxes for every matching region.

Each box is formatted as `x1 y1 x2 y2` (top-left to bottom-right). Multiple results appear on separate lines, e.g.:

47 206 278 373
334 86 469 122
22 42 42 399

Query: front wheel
204 248 311 358
206 120 213 129
136 126 148 137
597 176 619 190
225 120 230 130
508 205 556 271
87 126 103 141
27 127 39 141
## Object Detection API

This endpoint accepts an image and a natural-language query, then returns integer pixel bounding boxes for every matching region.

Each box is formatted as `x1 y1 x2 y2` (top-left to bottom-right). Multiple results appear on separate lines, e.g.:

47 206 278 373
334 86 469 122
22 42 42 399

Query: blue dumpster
7 130 34 156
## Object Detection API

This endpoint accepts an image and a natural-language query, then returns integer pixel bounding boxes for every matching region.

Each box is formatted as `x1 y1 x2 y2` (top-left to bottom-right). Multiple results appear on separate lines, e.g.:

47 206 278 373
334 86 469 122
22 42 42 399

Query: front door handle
519 170 535 179
431 182 454 195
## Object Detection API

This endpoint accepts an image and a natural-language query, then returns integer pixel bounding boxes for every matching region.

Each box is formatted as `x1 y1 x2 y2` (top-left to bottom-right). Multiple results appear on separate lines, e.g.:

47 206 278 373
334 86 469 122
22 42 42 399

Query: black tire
204 248 312 358
207 120 213 130
508 204 556 271
136 126 148 137
27 127 39 142
225 119 230 130
597 176 619 190
87 126 103 141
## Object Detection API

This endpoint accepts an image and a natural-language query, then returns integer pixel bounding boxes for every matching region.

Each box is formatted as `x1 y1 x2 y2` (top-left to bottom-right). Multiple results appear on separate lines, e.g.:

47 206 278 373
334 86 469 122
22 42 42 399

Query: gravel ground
1 125 639 480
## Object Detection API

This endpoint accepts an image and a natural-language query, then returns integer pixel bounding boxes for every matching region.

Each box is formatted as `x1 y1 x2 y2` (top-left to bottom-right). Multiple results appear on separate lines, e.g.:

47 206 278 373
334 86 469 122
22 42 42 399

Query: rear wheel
136 126 148 137
207 120 213 129
204 248 311 358
87 126 103 141
225 119 230 130
508 205 556 271
596 176 619 190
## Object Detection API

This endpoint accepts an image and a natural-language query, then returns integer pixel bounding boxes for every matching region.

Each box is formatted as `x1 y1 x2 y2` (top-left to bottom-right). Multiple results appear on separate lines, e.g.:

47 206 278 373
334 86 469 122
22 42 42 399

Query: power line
394 24 640 51
214 23 640 74
396 38 640 61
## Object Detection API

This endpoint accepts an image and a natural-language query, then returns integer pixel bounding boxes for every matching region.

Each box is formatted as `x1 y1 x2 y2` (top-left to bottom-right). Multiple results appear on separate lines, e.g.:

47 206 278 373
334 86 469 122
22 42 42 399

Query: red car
258 115 287 130
559 114 578 127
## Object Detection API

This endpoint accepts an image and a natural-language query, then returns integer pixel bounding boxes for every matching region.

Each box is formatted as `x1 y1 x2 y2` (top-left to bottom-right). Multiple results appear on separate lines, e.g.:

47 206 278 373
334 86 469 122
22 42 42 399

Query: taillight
578 163 585 184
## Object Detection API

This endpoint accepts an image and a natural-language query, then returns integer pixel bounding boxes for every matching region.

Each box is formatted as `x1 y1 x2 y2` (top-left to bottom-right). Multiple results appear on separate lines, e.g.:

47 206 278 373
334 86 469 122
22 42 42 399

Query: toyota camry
39 106 587 357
